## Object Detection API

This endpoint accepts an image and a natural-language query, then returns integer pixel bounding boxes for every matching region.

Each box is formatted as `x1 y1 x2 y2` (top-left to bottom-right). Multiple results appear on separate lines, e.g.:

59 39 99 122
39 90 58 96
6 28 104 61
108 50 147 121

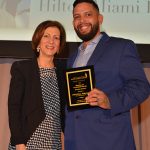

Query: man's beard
74 23 99 42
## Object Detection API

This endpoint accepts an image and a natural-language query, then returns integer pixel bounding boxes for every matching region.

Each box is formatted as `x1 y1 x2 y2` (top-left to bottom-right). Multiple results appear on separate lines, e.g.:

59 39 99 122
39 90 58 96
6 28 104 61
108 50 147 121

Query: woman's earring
57 50 59 54
37 47 40 52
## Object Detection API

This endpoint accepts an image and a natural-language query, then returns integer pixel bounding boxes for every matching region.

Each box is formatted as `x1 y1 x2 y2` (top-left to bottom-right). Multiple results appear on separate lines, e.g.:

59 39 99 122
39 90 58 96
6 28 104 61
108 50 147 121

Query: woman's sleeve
8 61 26 145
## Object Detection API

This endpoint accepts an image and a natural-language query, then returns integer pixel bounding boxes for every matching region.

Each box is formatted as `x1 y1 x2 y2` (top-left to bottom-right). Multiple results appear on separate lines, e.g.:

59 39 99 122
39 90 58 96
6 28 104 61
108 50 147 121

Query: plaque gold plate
66 66 95 107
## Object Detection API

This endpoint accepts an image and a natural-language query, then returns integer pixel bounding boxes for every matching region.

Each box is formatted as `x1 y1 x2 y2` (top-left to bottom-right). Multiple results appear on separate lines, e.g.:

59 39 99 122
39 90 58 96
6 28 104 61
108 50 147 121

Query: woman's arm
8 61 26 145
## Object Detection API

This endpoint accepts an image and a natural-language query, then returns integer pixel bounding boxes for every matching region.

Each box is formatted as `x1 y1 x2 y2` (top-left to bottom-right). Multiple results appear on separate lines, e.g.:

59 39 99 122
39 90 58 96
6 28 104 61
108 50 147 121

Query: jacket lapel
31 57 44 109
87 32 110 66
68 32 110 67
68 50 78 68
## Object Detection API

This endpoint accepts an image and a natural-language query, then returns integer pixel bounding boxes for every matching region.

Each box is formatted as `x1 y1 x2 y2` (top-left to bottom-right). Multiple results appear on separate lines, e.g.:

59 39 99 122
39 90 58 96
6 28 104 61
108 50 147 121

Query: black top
8 56 67 146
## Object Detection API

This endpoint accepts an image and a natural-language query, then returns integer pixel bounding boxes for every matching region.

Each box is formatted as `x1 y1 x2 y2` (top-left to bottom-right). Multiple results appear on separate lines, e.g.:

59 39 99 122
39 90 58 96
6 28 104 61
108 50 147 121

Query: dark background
0 41 150 63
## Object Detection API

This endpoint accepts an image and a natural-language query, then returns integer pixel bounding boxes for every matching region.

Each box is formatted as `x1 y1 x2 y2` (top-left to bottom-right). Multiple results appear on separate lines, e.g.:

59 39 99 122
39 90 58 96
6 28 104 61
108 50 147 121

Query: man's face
73 2 103 41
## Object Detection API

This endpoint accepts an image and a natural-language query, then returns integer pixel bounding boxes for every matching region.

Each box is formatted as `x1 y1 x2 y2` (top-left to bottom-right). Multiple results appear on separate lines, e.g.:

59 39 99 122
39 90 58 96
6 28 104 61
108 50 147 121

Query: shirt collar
79 34 103 51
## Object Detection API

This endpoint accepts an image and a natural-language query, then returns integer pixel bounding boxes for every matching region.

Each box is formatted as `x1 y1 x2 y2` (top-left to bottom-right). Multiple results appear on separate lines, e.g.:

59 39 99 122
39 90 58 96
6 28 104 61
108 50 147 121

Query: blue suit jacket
65 33 150 150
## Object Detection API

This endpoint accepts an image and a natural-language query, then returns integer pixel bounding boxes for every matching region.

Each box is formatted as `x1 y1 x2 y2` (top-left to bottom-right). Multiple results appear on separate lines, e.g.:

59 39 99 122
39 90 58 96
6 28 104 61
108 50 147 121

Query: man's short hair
73 0 99 12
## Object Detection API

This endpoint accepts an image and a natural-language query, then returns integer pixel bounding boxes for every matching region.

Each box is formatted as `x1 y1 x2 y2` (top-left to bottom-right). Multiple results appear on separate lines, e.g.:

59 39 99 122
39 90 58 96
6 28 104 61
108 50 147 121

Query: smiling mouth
78 24 91 33
46 45 54 49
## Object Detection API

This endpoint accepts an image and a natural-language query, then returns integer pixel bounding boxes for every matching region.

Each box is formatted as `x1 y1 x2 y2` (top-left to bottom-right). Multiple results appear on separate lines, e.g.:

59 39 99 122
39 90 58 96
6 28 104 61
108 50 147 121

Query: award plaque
66 66 95 107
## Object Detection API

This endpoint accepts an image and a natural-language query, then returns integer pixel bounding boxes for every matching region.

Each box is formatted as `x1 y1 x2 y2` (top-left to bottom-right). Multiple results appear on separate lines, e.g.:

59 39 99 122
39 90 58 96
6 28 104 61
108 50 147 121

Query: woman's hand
16 144 26 150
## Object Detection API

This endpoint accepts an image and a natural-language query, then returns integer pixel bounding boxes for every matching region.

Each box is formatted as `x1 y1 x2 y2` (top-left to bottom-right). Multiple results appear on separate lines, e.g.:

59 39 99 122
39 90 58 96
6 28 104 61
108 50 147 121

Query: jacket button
75 115 79 119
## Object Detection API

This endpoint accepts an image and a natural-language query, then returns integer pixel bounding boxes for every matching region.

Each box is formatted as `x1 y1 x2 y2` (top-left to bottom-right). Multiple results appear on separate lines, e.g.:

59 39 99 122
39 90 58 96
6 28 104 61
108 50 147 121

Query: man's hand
85 88 111 109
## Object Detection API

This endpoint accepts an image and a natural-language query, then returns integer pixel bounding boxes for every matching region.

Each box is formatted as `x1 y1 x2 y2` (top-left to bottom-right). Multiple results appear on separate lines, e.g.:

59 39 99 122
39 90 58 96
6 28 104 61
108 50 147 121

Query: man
64 0 150 150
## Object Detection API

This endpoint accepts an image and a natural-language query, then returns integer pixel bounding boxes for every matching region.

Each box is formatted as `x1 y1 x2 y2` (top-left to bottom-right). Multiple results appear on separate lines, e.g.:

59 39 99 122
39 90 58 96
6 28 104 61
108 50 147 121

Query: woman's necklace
37 57 54 69
39 67 56 78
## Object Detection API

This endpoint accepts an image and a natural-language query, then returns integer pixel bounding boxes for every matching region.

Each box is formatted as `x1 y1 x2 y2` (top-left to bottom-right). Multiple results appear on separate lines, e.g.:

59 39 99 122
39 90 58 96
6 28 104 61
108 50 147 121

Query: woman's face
38 26 60 58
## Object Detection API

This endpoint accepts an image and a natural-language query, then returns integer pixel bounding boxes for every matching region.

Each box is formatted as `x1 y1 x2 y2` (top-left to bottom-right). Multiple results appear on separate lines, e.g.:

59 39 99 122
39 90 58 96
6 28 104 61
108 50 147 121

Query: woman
8 20 66 150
